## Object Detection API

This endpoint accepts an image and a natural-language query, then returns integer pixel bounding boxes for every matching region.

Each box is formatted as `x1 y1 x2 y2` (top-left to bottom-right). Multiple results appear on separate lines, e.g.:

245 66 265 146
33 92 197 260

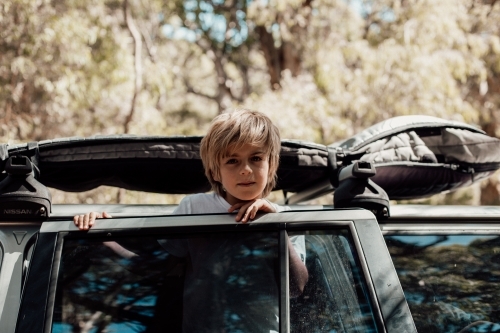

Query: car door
382 206 500 333
0 222 39 333
16 209 416 333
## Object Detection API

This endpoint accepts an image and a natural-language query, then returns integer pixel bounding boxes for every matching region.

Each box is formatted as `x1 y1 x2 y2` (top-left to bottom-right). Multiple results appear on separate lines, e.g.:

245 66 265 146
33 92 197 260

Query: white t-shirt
161 193 305 333
173 192 284 214
171 192 306 262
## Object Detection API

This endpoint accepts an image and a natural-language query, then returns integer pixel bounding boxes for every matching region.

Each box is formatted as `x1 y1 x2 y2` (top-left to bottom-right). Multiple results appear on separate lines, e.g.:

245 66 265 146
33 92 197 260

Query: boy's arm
228 198 276 223
73 211 111 230
228 200 309 294
102 241 138 259
288 236 309 297
73 211 141 259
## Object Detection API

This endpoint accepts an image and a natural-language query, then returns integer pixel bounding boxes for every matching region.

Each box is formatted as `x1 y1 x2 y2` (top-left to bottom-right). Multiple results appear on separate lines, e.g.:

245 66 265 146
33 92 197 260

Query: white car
2 115 500 333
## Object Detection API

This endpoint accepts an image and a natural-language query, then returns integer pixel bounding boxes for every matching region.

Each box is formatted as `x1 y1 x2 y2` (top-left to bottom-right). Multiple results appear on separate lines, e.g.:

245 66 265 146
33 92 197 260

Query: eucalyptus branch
174 50 216 101
120 0 144 204
487 0 498 17
123 0 143 135
184 78 217 101
138 22 157 63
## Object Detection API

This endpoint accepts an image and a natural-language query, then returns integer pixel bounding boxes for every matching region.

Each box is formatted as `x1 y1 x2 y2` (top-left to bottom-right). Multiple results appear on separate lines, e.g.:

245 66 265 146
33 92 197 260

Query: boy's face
215 143 270 205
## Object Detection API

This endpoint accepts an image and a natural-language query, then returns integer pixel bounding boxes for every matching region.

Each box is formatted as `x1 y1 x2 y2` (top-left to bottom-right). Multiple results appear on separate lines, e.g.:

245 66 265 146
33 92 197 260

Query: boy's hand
228 199 276 223
73 211 112 230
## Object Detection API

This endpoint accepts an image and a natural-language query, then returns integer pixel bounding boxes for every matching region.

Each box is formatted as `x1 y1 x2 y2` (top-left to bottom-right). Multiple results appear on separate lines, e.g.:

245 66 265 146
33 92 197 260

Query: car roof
49 203 330 219
3 116 500 222
388 204 500 220
49 203 500 221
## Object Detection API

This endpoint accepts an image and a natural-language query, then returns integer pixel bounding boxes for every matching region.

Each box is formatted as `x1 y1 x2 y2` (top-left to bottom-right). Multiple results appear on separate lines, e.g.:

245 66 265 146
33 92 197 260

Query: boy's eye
226 158 238 164
251 156 263 161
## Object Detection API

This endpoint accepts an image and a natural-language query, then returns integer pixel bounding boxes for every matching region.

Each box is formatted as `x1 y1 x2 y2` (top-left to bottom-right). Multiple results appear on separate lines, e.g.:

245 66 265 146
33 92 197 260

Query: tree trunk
255 26 282 90
479 76 500 205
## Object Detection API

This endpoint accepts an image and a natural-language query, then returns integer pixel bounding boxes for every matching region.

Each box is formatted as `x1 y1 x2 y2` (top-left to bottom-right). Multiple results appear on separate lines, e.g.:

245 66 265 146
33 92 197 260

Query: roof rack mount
0 155 51 221
334 161 390 219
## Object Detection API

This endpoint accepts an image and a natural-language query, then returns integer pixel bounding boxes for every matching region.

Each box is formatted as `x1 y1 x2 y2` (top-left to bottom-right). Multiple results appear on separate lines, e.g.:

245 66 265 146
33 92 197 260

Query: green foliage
1 0 500 204
387 234 500 332
0 0 130 140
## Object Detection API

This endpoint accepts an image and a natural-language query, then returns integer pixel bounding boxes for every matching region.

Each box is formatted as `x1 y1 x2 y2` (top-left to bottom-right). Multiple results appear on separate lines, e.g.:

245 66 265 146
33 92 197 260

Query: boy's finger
102 212 112 218
89 212 98 225
77 215 83 230
236 204 249 222
244 205 258 222
240 209 248 223
228 203 242 213
241 204 257 223
83 214 90 230
74 215 81 229
249 205 258 220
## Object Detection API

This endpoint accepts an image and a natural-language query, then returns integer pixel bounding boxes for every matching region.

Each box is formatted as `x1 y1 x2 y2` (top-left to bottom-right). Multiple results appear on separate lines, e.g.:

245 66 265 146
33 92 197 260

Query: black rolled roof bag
1 115 499 201
331 115 500 199
1 136 329 195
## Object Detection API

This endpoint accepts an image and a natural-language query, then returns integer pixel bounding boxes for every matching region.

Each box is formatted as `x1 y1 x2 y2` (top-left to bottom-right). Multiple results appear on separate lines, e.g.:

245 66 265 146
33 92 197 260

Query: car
1 115 500 333
382 205 500 333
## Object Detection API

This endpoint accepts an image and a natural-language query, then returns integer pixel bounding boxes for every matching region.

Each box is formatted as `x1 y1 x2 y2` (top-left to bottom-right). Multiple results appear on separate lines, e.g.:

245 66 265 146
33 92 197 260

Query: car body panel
381 206 500 333
12 209 416 333
0 223 40 333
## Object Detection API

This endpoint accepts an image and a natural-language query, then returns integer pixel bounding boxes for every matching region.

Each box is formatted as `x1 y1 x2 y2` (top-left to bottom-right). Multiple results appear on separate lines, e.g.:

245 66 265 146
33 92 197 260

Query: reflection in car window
385 234 500 333
22 234 36 285
0 242 3 272
289 230 378 333
52 231 279 333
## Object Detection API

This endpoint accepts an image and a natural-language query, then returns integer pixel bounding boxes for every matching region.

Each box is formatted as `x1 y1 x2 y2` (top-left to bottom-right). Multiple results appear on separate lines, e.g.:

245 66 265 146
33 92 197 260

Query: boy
74 109 308 332
75 109 284 225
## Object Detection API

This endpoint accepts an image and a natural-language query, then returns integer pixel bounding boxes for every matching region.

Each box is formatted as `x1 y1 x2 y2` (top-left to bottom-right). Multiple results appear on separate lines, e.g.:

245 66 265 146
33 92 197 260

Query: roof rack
333 161 390 219
0 155 51 221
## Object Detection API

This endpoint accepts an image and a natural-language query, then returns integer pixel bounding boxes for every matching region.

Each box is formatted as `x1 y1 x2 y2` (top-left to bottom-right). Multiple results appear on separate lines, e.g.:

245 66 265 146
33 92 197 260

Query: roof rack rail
333 161 390 219
0 155 51 221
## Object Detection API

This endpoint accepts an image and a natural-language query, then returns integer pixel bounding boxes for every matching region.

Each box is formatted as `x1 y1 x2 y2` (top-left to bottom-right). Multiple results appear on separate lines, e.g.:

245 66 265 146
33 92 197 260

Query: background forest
1 0 500 205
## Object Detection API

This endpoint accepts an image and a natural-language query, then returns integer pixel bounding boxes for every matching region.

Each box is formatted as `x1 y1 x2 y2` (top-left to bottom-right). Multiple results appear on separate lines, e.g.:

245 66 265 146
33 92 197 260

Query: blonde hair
200 109 281 198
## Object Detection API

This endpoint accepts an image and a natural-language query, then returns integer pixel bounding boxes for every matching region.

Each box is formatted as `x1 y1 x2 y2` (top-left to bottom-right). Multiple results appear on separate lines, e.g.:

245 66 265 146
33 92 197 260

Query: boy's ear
211 170 220 182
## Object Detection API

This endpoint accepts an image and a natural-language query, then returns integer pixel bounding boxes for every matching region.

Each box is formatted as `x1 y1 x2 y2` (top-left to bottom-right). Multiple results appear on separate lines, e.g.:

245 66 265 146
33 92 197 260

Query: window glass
22 234 36 286
385 234 500 333
52 231 279 333
290 230 378 333
0 242 3 272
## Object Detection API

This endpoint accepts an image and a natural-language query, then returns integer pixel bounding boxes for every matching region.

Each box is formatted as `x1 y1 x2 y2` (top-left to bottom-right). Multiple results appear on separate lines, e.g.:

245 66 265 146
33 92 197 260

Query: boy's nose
240 163 252 174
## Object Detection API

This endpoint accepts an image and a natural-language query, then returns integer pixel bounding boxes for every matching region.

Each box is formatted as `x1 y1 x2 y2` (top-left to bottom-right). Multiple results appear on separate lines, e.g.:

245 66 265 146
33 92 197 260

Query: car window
0 241 3 272
22 235 36 286
50 227 380 333
18 211 407 333
385 234 500 333
52 231 279 333
290 230 378 333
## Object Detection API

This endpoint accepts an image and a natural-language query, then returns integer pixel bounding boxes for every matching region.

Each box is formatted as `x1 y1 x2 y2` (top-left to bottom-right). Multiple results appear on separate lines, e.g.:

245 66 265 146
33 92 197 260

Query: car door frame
16 209 416 333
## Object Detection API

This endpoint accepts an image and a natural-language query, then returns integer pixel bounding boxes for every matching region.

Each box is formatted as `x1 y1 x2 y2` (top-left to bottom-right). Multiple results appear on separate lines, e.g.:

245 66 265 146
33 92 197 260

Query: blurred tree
163 0 256 113
248 0 314 89
0 0 133 141
386 234 500 333
2 0 500 204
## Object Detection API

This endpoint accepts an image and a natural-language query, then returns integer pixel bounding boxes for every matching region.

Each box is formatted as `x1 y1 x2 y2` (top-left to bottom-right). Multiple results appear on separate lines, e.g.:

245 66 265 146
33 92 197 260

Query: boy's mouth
238 181 255 186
